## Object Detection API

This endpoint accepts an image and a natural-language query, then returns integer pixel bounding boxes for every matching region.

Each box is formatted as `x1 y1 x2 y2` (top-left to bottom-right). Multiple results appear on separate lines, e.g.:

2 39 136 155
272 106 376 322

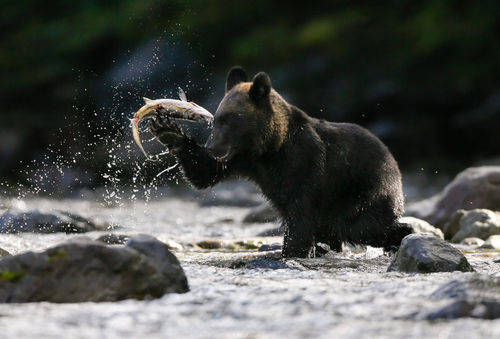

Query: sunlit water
0 197 499 339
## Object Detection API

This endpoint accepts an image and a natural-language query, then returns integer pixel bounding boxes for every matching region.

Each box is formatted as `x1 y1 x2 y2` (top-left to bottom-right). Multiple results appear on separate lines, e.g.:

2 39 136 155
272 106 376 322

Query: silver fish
130 88 213 159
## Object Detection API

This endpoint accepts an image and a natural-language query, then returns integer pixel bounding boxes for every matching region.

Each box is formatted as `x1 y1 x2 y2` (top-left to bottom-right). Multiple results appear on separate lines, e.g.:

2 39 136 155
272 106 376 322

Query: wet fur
156 67 412 258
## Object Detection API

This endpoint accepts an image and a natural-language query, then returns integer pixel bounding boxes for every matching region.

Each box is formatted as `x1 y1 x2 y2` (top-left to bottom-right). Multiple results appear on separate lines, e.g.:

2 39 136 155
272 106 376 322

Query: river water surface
0 197 499 338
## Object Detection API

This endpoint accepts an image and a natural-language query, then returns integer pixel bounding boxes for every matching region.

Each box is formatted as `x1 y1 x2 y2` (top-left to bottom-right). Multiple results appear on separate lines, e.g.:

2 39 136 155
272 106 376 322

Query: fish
130 88 213 159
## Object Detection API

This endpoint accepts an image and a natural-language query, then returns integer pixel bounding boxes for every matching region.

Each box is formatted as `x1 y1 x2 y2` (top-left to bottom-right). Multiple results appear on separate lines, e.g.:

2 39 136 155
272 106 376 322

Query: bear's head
205 66 289 161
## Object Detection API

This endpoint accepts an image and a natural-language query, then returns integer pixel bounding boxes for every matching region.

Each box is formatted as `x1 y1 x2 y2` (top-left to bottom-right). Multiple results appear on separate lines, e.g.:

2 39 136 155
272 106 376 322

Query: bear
149 66 412 258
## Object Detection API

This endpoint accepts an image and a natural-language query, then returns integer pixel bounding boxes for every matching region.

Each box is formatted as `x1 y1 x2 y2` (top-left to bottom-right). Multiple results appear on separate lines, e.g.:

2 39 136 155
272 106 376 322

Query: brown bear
150 66 412 258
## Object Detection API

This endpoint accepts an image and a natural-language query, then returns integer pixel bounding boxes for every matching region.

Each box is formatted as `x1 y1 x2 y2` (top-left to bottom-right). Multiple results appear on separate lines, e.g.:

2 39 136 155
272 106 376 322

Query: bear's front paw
149 115 186 148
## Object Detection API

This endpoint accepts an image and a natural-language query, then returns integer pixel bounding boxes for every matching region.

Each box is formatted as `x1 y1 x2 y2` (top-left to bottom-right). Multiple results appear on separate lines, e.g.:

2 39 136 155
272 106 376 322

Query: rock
0 210 109 234
243 203 280 223
195 240 223 249
398 216 444 239
232 240 262 250
164 239 183 251
97 233 130 245
0 248 10 257
460 237 485 246
448 209 500 243
0 235 188 303
427 274 500 319
478 235 500 249
258 243 282 252
387 233 474 273
431 274 500 300
443 210 467 240
427 300 500 319
406 166 500 227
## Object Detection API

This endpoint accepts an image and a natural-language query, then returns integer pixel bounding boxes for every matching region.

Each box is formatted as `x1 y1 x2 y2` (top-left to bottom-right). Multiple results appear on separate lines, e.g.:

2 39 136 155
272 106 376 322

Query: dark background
1 0 499 196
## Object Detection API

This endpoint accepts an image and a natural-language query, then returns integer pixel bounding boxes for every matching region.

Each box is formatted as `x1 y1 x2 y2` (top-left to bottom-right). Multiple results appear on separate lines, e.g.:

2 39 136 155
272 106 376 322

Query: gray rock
97 233 130 245
443 210 467 240
0 210 110 234
460 237 485 246
406 166 500 227
431 274 500 300
243 203 280 223
427 274 500 319
478 235 500 249
398 216 444 239
0 235 188 303
258 243 282 252
387 233 474 273
427 300 500 319
449 209 500 243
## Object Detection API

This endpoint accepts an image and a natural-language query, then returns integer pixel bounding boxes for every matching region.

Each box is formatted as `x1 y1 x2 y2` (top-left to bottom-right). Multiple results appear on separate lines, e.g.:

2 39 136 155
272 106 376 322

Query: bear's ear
226 66 248 93
249 72 271 104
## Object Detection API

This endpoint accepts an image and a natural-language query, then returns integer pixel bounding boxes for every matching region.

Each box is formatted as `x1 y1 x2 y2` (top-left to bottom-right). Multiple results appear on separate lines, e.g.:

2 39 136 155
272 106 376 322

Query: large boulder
0 234 188 303
406 166 500 227
444 209 500 242
387 233 474 273
0 209 109 233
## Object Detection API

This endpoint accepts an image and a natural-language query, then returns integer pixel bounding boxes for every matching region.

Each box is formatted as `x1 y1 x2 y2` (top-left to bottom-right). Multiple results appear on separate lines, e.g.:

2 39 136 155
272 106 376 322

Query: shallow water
0 197 499 339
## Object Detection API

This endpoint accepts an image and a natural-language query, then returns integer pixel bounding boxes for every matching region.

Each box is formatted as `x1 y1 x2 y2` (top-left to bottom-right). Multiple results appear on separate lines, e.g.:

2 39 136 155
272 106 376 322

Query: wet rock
243 203 279 223
387 233 474 273
428 274 500 319
398 216 444 239
0 210 109 234
443 210 467 240
232 240 262 250
406 166 500 227
0 248 10 257
258 243 282 252
0 235 188 303
427 300 500 319
195 240 223 249
164 239 183 251
448 209 500 243
478 235 500 249
460 237 485 246
97 234 130 245
431 274 500 300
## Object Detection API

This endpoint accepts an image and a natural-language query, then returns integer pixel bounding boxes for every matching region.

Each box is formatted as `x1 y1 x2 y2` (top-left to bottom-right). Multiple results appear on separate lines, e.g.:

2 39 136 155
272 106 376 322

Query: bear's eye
216 112 238 126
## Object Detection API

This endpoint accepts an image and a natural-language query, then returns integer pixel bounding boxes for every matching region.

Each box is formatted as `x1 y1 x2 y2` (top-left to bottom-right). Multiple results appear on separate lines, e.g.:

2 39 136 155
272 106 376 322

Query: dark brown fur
151 66 412 257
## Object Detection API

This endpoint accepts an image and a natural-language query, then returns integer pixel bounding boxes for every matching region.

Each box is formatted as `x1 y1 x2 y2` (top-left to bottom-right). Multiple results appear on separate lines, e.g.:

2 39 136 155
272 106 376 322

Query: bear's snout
205 133 231 160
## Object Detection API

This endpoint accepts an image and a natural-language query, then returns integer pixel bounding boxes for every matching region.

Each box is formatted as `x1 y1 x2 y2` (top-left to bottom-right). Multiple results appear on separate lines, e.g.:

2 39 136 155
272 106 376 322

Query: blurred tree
0 0 499 185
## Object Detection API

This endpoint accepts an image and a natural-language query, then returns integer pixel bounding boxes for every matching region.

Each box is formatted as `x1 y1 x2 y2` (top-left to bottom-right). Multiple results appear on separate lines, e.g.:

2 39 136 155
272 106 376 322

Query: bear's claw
149 114 186 147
